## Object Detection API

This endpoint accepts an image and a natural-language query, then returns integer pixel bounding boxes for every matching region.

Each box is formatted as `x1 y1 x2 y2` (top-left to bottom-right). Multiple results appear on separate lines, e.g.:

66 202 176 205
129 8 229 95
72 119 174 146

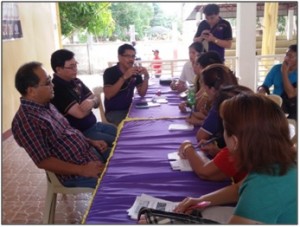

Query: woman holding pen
178 85 253 182
174 94 297 224
138 94 296 224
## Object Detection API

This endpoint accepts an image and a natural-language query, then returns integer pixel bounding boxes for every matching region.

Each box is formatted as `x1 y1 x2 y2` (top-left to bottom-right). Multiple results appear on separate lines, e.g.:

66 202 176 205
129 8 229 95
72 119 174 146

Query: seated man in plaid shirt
12 61 108 188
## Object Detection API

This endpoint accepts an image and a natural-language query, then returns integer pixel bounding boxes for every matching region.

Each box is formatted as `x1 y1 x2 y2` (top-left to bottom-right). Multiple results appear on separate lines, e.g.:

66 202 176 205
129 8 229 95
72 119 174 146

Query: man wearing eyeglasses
50 49 117 148
12 62 106 188
103 43 149 126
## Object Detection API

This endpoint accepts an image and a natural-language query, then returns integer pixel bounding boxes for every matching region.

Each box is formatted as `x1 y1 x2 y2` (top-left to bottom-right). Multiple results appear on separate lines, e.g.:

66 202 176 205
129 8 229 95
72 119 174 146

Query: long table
83 117 230 224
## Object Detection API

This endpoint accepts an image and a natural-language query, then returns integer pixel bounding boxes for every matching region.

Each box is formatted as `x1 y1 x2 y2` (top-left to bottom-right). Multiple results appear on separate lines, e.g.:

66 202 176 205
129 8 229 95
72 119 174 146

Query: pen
186 201 211 211
198 137 218 148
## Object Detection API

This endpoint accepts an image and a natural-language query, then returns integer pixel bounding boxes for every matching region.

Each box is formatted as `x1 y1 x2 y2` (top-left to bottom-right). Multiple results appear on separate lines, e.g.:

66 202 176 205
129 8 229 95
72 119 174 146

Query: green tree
150 3 164 27
111 2 153 41
59 2 114 40
277 16 286 35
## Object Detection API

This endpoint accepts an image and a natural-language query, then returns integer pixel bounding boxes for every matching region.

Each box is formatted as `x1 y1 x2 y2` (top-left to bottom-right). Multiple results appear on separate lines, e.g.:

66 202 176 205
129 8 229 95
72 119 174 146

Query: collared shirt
194 17 232 61
12 98 99 183
103 63 143 112
262 64 297 96
51 74 96 131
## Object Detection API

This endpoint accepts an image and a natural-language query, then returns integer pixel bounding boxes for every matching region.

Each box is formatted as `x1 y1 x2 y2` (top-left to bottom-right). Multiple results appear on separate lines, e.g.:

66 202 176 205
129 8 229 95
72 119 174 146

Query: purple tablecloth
129 81 188 119
84 119 230 224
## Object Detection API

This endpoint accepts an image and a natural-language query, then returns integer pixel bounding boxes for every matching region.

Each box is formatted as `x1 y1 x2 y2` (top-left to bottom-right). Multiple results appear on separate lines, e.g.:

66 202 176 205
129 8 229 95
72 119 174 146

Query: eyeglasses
121 54 136 59
36 76 53 87
63 62 78 70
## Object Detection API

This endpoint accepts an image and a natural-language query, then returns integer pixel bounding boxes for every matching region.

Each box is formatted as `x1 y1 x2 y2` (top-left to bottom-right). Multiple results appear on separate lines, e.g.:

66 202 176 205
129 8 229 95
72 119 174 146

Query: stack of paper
168 151 193 171
168 123 194 131
127 194 178 220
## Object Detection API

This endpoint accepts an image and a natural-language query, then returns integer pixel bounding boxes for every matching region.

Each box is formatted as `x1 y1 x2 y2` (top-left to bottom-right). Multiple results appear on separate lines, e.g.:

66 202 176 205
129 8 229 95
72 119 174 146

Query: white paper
168 123 194 131
167 151 180 160
128 194 178 220
169 160 193 171
128 194 234 224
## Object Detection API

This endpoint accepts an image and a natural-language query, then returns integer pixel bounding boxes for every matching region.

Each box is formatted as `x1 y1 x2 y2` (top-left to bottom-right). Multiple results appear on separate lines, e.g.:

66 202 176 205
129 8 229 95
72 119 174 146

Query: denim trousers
83 122 117 147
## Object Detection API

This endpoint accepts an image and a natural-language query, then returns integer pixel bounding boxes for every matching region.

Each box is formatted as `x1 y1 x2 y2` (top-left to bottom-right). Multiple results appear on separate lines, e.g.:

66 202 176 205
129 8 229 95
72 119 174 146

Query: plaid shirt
12 98 99 183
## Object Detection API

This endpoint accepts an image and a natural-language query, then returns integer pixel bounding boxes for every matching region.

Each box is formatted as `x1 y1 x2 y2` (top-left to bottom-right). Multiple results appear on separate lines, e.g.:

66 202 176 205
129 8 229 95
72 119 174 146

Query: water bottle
187 87 196 110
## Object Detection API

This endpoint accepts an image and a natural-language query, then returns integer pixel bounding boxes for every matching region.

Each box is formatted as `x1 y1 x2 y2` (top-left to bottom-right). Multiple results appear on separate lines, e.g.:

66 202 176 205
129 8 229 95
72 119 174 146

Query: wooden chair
43 171 94 224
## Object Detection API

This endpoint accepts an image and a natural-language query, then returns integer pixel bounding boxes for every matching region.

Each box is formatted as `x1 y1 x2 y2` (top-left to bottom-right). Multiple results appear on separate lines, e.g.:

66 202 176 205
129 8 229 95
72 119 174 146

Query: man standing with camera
103 43 149 126
193 4 233 62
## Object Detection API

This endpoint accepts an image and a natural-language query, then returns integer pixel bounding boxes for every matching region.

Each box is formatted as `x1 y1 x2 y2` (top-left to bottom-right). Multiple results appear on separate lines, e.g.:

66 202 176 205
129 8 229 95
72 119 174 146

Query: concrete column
287 9 294 40
261 3 278 55
236 3 257 91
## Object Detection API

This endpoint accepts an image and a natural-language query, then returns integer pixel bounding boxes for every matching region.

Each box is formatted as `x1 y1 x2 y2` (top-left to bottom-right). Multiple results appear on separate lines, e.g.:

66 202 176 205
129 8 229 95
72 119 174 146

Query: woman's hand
178 140 193 159
137 214 147 224
173 197 202 214
199 140 220 157
178 101 187 112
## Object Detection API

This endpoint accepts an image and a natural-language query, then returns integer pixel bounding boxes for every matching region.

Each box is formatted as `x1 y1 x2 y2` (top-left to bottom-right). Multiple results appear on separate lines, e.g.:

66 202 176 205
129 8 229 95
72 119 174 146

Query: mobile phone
135 101 149 109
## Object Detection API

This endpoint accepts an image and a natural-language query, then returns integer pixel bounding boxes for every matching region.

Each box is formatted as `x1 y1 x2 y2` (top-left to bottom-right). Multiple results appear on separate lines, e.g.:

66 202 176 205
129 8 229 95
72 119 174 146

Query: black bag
138 207 219 224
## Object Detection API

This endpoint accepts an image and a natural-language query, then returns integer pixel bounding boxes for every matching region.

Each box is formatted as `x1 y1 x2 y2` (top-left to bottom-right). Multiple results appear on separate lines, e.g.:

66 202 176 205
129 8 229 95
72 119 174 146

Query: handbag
138 207 219 224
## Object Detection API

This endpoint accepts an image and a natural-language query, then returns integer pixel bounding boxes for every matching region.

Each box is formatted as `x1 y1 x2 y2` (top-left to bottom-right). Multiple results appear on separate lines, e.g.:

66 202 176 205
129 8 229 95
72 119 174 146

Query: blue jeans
83 122 117 147
62 147 109 188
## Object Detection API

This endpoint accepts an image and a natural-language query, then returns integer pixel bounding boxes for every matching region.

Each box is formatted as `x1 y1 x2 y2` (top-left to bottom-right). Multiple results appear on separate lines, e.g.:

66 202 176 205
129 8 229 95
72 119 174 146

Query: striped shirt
11 98 99 183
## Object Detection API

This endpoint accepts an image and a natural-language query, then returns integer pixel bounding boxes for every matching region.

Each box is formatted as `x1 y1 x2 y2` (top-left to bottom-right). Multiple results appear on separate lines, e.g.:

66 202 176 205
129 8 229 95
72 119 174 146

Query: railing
108 56 238 78
255 54 284 89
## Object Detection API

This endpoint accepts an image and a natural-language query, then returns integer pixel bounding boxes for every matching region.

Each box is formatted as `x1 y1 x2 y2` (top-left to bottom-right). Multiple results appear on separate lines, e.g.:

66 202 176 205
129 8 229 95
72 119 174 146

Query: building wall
2 2 60 133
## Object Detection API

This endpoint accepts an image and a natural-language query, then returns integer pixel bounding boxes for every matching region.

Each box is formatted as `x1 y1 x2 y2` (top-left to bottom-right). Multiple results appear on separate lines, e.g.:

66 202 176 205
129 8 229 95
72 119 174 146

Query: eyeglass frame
63 61 79 70
121 54 136 59
35 76 53 87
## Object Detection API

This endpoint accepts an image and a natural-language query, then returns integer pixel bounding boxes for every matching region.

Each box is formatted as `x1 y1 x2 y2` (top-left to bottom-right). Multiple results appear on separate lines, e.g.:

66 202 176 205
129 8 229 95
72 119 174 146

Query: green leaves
59 2 114 38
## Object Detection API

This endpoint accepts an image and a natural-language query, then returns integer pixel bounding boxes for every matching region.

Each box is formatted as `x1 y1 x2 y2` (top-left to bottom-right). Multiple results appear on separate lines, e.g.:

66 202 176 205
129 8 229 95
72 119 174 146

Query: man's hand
90 140 108 152
281 61 289 75
80 161 104 178
80 99 94 112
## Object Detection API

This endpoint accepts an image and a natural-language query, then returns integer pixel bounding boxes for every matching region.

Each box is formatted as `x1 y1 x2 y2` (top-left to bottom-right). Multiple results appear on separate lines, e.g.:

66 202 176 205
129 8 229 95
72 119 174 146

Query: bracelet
214 39 219 44
183 143 193 155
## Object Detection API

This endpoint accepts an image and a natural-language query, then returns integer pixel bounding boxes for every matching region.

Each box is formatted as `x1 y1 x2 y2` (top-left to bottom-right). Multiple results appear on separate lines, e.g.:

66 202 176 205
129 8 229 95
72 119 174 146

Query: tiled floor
2 135 94 224
2 75 103 224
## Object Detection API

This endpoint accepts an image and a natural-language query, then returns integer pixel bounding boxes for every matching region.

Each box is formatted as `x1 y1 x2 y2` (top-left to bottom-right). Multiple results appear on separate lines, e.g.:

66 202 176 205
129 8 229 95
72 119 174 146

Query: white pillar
236 3 257 91
287 9 294 40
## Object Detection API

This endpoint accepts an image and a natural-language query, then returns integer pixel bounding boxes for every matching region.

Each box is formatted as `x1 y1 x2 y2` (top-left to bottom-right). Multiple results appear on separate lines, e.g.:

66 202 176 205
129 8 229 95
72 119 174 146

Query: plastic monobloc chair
43 171 94 224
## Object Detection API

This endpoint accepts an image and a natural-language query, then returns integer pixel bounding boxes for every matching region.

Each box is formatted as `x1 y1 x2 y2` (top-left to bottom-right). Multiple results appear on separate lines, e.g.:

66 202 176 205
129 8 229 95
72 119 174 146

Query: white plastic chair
93 86 109 123
267 94 283 107
43 171 94 224
287 118 297 145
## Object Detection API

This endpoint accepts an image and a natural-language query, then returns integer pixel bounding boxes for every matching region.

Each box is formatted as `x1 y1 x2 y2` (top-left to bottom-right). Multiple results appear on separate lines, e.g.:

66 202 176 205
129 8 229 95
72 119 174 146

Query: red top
152 56 162 74
213 147 247 183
